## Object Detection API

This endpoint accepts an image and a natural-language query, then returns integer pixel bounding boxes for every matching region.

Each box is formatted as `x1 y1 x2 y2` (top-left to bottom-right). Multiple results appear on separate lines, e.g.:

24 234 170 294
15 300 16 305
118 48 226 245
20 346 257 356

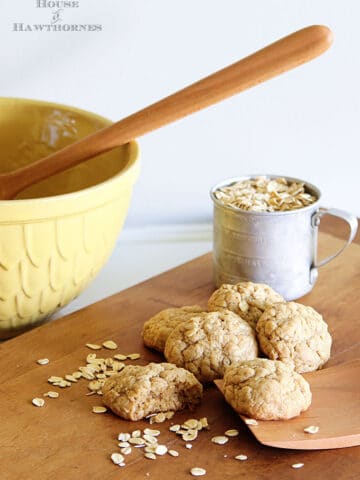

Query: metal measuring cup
210 175 358 300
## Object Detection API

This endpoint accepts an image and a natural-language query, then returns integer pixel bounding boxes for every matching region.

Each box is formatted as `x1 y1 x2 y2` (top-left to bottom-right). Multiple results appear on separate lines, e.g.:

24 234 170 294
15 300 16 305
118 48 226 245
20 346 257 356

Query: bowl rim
0 97 140 207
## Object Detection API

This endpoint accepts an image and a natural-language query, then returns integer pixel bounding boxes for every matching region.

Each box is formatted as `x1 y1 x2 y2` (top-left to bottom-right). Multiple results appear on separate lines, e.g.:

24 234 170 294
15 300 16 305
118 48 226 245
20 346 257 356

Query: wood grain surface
0 227 359 480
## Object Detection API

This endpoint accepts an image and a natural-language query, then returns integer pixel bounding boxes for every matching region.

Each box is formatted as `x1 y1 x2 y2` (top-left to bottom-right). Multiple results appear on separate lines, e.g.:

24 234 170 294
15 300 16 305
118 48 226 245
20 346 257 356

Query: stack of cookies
103 281 332 422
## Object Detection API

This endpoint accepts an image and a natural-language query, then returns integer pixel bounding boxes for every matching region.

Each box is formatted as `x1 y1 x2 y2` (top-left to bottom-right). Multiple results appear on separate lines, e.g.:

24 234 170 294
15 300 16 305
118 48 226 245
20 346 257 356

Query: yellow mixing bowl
0 98 140 339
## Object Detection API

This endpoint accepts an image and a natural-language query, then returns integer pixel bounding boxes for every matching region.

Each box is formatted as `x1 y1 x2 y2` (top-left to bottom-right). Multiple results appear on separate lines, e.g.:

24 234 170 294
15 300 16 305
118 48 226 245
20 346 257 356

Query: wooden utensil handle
5 25 332 198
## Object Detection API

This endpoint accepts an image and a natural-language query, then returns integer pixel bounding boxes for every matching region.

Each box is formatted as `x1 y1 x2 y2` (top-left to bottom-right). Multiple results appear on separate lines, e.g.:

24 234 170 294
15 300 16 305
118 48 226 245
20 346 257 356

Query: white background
1 0 359 227
1 1 359 312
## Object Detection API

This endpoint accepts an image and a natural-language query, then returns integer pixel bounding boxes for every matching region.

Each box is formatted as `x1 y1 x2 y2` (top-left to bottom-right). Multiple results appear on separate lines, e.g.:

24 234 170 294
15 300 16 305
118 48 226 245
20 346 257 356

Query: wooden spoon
0 25 333 200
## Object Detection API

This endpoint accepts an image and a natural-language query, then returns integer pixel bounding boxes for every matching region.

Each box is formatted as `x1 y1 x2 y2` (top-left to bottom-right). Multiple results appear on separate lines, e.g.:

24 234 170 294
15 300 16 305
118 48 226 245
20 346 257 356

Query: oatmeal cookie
208 282 284 329
102 362 202 421
223 358 312 420
142 305 203 352
164 311 258 383
256 302 332 373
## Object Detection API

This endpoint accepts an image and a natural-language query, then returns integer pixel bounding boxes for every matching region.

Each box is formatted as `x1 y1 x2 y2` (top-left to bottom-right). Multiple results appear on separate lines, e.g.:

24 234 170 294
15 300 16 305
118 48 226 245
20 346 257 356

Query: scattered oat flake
244 418 258 426
143 428 161 436
200 417 209 429
118 433 131 442
72 371 82 379
185 444 193 449
37 358 49 365
86 353 97 361
127 353 141 360
153 413 166 423
225 429 239 437
88 381 102 391
102 340 118 350
211 436 228 445
145 446 157 453
190 467 206 477
143 434 157 444
114 354 127 361
111 453 124 465
184 419 199 430
58 380 71 388
81 365 97 373
92 406 107 414
129 438 145 446
155 445 168 456
131 429 142 438
32 397 45 407
65 374 77 383
48 376 63 383
169 424 181 432
118 441 130 448
44 391 59 398
113 361 125 371
235 454 248 461
144 452 156 460
304 425 319 434
86 343 102 350
121 447 132 455
168 450 179 457
182 430 198 442
196 421 204 431
292 463 304 469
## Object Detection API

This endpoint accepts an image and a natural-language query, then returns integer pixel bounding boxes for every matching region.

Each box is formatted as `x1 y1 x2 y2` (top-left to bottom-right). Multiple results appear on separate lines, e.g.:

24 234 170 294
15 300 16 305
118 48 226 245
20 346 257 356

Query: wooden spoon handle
5 25 332 199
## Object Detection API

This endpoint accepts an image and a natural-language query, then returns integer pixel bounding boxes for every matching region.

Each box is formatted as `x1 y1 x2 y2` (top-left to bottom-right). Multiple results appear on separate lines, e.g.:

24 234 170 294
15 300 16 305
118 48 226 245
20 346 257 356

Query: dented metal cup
210 175 358 300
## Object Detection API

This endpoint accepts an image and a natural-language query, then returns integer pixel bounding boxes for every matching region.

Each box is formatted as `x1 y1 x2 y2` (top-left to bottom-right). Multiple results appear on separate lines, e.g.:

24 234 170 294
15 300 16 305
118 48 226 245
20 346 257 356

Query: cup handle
311 207 358 269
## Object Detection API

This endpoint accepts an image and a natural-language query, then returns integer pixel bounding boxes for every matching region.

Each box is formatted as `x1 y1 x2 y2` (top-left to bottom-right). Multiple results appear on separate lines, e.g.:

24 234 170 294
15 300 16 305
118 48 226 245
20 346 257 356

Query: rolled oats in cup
210 175 358 300
213 176 316 212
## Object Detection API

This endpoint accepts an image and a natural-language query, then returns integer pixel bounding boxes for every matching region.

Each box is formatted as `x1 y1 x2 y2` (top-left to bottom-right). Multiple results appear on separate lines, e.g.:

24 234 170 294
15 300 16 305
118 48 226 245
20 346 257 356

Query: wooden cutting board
1 224 360 480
